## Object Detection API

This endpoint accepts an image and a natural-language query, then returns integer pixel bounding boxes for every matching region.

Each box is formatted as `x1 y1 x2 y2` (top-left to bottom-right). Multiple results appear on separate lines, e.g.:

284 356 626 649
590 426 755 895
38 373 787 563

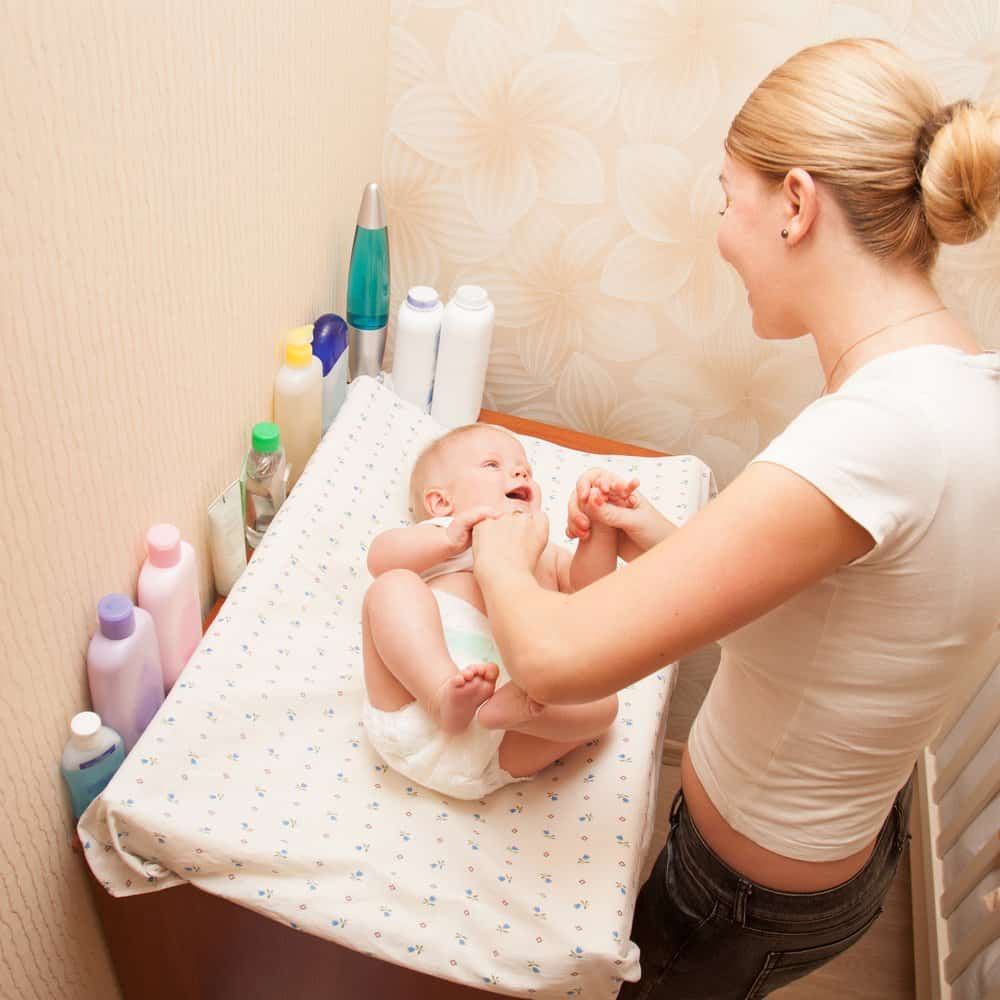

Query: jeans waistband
670 773 913 930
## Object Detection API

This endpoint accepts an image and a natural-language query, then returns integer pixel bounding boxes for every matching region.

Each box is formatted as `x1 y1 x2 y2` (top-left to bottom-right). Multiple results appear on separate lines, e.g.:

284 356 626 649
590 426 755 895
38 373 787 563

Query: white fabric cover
79 376 713 998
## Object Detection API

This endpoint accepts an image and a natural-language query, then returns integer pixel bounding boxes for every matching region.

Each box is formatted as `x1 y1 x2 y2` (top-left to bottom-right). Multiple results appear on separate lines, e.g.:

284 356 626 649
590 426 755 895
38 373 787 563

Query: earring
780 228 789 239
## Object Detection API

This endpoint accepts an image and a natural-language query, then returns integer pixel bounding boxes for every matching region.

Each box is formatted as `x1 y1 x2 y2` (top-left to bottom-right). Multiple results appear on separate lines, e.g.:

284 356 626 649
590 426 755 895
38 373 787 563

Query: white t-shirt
688 346 1000 861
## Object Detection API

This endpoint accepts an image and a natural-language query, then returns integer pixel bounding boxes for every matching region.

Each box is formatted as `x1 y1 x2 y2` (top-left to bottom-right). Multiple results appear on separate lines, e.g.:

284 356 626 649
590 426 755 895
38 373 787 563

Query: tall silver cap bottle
346 182 390 381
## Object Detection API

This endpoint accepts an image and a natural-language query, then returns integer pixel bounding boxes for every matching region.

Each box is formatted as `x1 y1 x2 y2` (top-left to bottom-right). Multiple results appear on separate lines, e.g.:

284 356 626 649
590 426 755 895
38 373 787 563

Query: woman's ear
782 168 818 245
424 489 453 518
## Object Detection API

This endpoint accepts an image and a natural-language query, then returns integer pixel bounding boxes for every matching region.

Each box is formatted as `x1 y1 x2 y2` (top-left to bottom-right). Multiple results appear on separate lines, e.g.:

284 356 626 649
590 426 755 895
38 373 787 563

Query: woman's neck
804 263 955 392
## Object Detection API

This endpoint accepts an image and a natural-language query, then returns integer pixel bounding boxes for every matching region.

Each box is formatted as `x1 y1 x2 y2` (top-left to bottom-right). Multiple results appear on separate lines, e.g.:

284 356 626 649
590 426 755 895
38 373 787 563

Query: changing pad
80 376 714 998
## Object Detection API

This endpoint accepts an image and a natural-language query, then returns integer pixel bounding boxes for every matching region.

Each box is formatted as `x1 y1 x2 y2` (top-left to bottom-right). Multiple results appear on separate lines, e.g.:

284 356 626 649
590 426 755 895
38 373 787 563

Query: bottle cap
454 285 490 310
312 314 349 375
70 711 103 749
406 286 440 311
356 182 386 231
146 523 181 568
285 325 314 367
98 593 136 640
251 422 281 454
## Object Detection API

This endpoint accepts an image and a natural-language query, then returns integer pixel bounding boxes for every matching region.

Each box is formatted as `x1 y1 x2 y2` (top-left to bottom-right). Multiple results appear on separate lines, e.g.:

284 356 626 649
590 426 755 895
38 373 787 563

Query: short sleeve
752 387 945 561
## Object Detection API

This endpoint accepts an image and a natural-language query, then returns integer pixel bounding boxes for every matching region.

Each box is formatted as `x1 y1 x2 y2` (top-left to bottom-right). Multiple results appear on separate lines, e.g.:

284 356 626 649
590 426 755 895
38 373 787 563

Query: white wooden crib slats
912 625 1000 1000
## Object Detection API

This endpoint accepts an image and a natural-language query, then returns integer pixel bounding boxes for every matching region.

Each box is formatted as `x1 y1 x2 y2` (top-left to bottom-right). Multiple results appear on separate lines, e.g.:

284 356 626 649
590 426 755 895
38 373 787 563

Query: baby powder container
312 313 349 431
137 523 201 693
274 325 323 490
430 286 495 428
61 711 126 819
392 286 443 412
87 594 165 753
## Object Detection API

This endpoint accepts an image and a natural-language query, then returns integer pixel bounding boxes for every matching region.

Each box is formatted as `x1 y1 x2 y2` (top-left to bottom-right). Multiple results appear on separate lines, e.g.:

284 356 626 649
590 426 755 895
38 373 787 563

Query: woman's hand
567 468 676 559
472 510 550 581
445 505 501 553
567 469 640 541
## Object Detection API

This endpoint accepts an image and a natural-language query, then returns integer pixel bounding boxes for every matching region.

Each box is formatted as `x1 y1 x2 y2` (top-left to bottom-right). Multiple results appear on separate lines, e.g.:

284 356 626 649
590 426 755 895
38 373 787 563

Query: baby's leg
363 569 498 733
478 684 618 742
497 731 591 779
493 693 618 778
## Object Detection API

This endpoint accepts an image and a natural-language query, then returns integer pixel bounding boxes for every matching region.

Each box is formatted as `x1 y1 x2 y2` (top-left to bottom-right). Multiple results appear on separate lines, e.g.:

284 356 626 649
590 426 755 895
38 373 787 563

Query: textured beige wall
385 0 1000 486
0 2 389 996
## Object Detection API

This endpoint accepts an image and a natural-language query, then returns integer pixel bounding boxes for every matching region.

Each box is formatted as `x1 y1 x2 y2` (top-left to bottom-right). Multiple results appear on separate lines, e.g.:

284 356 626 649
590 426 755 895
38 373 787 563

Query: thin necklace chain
823 304 947 394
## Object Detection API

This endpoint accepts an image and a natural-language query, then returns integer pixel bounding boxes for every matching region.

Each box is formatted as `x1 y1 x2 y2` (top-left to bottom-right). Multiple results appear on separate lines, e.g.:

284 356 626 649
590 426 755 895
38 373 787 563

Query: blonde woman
471 38 1000 999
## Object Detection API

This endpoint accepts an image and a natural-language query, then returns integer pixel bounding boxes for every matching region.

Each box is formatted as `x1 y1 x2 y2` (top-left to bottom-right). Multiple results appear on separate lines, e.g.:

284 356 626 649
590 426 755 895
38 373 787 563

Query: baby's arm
367 506 499 577
542 516 619 594
567 517 618 591
367 523 459 577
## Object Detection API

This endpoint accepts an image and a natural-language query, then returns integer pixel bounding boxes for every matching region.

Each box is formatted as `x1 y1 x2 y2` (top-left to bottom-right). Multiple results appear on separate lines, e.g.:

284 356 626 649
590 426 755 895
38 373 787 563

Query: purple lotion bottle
86 594 165 753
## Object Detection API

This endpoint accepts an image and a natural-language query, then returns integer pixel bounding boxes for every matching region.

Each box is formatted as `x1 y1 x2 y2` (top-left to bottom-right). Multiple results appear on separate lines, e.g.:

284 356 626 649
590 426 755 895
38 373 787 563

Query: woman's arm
473 461 875 705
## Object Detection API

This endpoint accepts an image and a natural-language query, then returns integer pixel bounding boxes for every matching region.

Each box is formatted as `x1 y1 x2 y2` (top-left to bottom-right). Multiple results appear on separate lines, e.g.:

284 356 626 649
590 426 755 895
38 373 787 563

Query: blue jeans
620 774 913 999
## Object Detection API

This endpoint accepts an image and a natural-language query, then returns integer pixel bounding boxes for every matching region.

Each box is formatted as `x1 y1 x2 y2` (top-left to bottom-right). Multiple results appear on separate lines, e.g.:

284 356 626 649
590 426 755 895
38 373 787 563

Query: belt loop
734 880 753 927
668 788 684 829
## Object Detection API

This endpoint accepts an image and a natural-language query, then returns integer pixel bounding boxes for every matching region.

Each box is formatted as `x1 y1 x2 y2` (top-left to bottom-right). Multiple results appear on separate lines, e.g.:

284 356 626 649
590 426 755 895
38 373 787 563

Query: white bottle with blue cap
61 711 126 819
392 286 444 412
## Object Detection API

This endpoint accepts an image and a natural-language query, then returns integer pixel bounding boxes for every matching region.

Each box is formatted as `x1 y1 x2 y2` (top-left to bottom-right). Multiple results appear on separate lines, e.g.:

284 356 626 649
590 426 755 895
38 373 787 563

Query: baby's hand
446 506 501 552
567 469 640 541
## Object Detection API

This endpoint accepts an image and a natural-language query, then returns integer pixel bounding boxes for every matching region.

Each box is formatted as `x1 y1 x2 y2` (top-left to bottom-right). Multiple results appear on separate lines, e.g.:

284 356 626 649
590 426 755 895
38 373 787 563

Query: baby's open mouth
505 486 532 502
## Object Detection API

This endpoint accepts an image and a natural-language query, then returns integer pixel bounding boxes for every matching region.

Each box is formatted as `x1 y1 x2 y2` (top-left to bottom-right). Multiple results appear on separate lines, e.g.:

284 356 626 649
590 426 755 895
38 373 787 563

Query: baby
361 423 622 799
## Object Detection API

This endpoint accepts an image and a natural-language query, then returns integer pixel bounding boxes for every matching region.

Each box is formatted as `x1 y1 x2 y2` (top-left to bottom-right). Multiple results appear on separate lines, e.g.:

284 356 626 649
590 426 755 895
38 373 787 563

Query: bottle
346 182 390 380
430 286 496 428
392 286 443 412
137 523 201 693
242 421 288 549
61 711 126 819
87 594 165 753
274 325 322 489
312 313 350 431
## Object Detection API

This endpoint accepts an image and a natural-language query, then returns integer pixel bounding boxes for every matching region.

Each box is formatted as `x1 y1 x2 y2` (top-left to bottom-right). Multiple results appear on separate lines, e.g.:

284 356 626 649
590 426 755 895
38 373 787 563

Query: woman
471 38 1000 999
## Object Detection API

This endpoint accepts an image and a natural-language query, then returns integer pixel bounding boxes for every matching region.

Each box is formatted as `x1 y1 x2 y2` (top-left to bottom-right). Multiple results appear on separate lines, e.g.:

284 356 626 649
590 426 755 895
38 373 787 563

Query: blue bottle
312 313 349 430
346 182 390 380
61 711 126 819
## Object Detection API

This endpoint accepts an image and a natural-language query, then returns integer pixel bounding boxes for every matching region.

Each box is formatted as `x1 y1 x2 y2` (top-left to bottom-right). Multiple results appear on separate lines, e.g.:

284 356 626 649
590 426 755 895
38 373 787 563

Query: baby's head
409 424 541 522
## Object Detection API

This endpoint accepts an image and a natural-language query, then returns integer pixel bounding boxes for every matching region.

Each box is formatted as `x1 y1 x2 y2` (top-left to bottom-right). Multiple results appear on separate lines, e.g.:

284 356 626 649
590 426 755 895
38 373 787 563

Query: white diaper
363 590 529 799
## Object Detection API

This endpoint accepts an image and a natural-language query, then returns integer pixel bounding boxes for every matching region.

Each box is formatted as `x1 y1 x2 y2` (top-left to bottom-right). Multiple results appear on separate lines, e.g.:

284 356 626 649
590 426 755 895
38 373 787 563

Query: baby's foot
435 662 499 734
476 681 545 730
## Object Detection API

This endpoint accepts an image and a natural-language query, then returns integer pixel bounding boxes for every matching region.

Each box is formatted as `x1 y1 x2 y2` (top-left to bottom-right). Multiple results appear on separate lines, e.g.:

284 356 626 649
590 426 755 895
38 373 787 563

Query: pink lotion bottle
137 524 201 692
87 594 165 753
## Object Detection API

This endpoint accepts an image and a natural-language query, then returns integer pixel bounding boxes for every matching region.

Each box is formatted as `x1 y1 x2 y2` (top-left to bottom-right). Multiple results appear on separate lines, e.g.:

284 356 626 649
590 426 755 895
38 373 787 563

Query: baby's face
437 428 542 517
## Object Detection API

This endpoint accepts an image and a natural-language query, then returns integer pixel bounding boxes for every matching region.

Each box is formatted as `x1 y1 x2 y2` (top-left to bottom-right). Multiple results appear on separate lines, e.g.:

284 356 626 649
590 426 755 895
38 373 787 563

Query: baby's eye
483 460 500 469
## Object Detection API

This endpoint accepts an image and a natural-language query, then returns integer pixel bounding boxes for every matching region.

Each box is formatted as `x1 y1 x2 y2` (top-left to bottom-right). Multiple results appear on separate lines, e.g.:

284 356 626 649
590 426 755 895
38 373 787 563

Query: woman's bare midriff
680 751 877 893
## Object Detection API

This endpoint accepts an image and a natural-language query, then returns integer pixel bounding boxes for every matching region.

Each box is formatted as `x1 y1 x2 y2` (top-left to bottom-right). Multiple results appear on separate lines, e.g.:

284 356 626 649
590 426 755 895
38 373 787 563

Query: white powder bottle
391 286 443 412
430 286 495 428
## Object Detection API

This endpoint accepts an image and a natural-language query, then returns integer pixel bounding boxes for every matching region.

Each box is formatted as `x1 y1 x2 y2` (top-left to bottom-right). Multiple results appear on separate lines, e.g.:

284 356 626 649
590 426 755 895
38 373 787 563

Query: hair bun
919 100 1000 246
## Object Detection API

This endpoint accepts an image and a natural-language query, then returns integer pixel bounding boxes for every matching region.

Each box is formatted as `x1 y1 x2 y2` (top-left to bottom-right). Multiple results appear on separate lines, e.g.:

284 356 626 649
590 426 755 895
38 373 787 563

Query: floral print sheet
80 376 714 998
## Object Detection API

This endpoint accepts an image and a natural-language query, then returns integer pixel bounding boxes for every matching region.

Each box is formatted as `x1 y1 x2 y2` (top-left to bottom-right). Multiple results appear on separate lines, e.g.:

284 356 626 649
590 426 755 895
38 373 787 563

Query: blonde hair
725 38 1000 271
408 424 497 520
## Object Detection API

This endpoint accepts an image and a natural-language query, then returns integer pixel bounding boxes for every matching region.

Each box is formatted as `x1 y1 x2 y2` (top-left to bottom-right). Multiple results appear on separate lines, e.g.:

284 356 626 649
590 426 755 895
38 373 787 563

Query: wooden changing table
82 410 664 1000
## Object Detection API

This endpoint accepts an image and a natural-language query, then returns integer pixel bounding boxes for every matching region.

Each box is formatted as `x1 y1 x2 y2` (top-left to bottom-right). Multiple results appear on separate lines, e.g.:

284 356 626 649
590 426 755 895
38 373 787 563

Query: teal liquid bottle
61 712 126 819
346 182 390 380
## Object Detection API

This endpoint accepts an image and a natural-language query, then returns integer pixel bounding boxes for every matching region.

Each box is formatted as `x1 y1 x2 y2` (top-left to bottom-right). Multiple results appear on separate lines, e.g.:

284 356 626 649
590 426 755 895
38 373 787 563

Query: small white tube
207 480 247 596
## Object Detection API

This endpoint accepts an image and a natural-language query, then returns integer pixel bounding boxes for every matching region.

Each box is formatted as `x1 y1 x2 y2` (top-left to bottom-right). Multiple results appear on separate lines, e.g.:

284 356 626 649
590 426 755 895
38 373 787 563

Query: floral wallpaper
384 0 1000 484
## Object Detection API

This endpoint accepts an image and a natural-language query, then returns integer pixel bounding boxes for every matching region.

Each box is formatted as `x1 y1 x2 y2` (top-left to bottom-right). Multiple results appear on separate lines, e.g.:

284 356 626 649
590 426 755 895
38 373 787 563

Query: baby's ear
424 489 453 518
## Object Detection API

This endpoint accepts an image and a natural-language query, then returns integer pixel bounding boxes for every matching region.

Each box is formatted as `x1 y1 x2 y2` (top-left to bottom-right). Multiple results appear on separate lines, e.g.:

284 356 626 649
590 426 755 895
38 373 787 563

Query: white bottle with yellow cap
274 325 323 490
